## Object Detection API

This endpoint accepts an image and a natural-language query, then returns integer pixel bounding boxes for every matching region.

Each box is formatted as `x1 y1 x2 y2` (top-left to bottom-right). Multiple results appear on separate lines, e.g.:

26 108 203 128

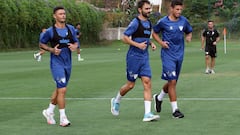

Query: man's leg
205 55 210 73
56 87 71 127
168 80 184 118
111 81 135 116
42 89 57 125
153 82 168 112
141 77 160 122
210 57 216 73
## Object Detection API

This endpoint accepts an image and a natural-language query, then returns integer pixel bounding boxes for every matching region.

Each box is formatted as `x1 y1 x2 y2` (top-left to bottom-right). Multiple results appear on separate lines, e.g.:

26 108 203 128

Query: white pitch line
0 97 240 101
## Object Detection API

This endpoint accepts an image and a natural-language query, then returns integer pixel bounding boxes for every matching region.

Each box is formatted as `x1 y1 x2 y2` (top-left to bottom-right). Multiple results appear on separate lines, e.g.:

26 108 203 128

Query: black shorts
205 45 217 58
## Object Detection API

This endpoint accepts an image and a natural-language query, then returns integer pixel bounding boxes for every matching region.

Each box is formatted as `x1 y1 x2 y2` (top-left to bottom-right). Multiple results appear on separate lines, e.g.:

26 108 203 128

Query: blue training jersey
74 28 80 44
39 31 45 40
153 16 192 60
40 24 78 67
124 18 152 58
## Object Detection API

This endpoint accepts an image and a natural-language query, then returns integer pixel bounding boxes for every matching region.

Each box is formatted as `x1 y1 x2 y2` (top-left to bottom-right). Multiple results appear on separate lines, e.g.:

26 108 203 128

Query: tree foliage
0 0 104 49
215 0 240 33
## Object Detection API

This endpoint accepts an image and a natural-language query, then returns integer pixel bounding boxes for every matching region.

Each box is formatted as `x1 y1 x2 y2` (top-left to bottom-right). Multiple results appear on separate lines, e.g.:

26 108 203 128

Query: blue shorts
161 57 183 81
126 56 151 82
76 39 80 48
51 64 71 88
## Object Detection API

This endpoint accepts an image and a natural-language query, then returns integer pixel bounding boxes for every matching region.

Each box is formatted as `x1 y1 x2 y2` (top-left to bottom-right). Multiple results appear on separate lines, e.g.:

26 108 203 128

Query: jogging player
39 6 78 127
111 0 160 122
152 0 192 119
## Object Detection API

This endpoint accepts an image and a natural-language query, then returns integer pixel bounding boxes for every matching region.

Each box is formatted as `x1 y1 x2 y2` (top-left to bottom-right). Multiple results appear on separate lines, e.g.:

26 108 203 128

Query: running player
34 28 47 61
111 0 160 122
152 0 192 119
39 6 78 127
75 23 84 61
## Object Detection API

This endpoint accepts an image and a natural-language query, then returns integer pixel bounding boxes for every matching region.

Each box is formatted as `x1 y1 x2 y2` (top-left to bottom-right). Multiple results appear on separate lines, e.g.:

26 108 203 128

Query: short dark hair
53 6 65 14
76 23 81 26
208 20 214 23
171 0 183 8
137 0 151 9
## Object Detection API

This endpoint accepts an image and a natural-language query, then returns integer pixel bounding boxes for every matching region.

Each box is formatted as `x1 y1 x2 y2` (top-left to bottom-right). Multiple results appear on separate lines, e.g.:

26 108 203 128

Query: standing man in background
152 0 192 119
110 0 160 122
201 20 220 74
39 6 78 127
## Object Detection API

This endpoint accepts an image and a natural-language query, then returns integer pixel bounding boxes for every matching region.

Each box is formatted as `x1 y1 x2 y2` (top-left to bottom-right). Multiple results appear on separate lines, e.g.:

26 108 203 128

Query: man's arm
122 35 147 50
39 43 61 55
152 31 169 49
201 35 205 50
185 32 192 42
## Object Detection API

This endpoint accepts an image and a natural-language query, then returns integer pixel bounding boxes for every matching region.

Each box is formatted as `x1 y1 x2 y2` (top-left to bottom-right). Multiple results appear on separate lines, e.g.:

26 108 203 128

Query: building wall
99 27 126 40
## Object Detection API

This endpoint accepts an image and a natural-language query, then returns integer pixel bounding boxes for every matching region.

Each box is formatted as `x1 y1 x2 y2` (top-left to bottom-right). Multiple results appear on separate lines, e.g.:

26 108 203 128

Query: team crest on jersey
57 77 66 84
179 26 183 31
170 26 173 30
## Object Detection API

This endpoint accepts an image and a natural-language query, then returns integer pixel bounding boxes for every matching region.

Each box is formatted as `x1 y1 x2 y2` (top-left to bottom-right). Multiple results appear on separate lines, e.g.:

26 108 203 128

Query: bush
0 0 104 50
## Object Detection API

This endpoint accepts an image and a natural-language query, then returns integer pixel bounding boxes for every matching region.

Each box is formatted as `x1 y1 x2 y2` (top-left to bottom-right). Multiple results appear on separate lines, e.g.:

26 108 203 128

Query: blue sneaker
111 98 120 116
142 112 160 122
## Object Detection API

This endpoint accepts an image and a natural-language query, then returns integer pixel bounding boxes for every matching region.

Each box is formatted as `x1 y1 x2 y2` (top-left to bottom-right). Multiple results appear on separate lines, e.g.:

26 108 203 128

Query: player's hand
138 41 147 50
213 41 217 45
68 43 77 51
151 42 157 51
186 36 192 42
161 41 169 49
53 44 61 55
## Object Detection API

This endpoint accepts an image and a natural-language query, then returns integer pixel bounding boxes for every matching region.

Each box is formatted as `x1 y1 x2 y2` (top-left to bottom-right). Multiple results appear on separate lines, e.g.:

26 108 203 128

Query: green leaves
0 0 104 49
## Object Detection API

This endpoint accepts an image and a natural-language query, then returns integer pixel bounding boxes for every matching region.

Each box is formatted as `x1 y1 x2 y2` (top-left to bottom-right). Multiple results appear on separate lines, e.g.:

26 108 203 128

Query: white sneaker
111 98 120 116
60 116 71 127
211 69 215 74
142 112 160 122
34 53 39 59
205 68 210 74
37 55 42 62
34 53 37 59
34 53 41 61
42 109 56 125
78 58 84 61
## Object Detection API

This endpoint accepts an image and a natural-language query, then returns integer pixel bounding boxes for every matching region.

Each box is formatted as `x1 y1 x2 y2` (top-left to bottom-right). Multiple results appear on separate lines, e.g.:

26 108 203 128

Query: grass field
0 39 240 135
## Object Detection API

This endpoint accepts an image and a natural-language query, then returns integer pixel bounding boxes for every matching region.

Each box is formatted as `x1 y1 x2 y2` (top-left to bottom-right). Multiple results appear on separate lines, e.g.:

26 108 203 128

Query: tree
216 0 240 33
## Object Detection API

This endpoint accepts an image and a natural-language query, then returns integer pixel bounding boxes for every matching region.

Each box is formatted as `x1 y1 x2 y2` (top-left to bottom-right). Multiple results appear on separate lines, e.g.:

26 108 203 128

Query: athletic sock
114 92 122 103
47 103 56 113
59 109 66 118
157 89 166 101
171 101 178 113
144 100 151 114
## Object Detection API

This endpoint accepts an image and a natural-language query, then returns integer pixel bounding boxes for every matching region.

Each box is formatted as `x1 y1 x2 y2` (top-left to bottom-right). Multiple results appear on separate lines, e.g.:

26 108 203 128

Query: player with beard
40 6 78 127
110 0 160 122
152 0 192 119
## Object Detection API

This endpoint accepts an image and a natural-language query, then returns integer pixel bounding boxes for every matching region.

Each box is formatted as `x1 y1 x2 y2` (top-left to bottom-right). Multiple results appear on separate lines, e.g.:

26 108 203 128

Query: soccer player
34 28 47 62
152 0 192 119
111 0 160 122
75 23 84 61
201 20 220 74
39 6 78 127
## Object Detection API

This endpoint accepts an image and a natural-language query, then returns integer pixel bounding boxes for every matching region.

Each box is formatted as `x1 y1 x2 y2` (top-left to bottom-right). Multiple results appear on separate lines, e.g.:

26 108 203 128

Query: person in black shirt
201 20 220 74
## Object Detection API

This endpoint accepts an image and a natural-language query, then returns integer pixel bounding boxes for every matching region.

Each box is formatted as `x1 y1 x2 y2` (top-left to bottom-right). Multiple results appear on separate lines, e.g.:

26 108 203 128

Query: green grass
0 40 240 135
